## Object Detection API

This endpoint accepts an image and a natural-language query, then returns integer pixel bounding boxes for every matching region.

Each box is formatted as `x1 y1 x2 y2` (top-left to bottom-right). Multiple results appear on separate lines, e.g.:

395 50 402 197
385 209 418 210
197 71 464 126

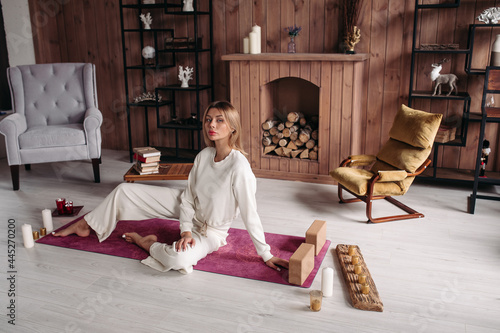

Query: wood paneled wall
27 0 500 172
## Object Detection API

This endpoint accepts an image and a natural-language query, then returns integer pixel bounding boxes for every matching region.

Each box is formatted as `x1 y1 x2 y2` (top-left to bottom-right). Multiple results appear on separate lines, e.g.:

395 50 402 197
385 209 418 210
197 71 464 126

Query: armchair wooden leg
92 158 100 183
10 165 20 191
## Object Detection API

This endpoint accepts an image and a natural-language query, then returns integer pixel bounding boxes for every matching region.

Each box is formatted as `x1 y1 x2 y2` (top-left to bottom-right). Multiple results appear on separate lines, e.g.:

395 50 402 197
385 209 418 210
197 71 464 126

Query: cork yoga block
288 243 315 286
305 220 326 255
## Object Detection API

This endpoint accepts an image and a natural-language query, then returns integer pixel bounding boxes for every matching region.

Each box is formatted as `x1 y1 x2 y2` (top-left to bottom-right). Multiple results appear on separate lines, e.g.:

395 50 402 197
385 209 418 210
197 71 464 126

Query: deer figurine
430 60 458 96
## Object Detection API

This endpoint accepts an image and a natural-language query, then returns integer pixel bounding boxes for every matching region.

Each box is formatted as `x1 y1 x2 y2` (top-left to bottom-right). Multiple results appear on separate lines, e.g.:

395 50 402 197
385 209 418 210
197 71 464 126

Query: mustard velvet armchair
330 104 442 223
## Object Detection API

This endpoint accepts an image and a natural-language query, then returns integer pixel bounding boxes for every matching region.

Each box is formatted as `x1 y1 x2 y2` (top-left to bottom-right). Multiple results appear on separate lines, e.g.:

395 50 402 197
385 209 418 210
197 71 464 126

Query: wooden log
263 130 270 137
276 132 284 139
305 139 316 149
287 111 304 123
335 244 384 312
291 149 303 158
290 132 299 141
300 149 309 159
285 121 295 128
287 140 298 150
282 147 292 157
282 128 291 137
269 127 279 136
271 135 280 145
263 145 277 155
309 150 318 160
262 119 278 130
299 128 311 143
274 147 284 156
295 139 304 147
311 129 319 140
278 138 289 147
299 117 307 127
277 122 285 131
313 145 318 152
262 136 273 146
289 124 300 133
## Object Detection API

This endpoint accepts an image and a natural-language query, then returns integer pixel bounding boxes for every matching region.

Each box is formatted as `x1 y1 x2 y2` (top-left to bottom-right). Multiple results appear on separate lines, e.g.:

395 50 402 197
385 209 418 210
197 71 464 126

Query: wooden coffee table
124 163 193 182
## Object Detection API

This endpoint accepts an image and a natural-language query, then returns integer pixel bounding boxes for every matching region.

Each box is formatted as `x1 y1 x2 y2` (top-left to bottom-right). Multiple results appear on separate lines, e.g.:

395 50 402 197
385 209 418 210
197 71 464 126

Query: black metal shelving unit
468 66 500 213
119 0 214 162
409 0 474 183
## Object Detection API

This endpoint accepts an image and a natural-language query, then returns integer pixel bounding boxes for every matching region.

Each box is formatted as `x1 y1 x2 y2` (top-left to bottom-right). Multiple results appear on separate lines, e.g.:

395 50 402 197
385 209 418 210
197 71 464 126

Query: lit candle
243 37 249 54
252 24 261 53
32 231 39 240
348 245 356 256
22 224 34 248
351 255 359 265
361 283 370 294
321 267 334 297
309 290 322 311
358 273 367 284
249 31 259 54
42 208 53 232
40 227 47 236
354 263 362 274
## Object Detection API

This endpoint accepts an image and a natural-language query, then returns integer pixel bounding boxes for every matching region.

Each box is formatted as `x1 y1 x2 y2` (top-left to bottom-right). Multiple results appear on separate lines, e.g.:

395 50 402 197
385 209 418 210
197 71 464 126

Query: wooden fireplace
222 53 368 184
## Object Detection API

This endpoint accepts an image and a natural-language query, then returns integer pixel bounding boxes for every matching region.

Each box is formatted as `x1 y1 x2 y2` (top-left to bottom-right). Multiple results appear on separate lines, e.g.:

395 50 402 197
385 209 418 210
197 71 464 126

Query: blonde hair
202 101 247 155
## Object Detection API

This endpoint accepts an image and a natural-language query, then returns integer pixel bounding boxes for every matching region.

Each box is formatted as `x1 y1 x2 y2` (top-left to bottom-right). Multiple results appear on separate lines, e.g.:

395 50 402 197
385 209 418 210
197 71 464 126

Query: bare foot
52 217 91 237
123 232 157 252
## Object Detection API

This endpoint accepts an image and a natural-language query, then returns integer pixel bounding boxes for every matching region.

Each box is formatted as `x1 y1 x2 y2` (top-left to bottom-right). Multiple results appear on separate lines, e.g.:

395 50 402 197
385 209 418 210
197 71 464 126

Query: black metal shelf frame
119 0 214 162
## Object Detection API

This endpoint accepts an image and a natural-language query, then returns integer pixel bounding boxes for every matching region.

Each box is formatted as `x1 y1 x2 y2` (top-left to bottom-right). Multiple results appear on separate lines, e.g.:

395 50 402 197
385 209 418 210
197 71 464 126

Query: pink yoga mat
37 217 330 287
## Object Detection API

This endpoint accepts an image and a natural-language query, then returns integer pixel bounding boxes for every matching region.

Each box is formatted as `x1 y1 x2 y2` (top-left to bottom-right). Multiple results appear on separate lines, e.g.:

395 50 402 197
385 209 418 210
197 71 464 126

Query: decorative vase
344 26 361 54
491 34 500 66
288 36 296 53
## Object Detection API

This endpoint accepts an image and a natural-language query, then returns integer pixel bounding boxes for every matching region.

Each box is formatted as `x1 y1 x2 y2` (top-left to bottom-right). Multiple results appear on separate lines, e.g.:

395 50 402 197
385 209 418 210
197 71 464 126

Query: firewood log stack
261 112 319 160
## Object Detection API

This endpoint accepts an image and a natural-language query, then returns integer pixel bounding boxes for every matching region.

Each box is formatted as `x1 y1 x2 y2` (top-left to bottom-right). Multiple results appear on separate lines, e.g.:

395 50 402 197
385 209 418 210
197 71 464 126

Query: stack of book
133 147 161 175
434 125 456 143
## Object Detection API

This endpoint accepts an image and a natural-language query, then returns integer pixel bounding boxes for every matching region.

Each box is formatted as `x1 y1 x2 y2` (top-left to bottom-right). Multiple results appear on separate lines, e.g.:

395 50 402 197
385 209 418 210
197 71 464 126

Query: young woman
54 101 289 274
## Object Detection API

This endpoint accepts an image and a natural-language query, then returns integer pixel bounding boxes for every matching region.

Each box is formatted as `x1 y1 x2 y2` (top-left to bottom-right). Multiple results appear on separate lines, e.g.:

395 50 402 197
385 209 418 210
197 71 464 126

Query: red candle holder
64 200 74 215
56 198 66 215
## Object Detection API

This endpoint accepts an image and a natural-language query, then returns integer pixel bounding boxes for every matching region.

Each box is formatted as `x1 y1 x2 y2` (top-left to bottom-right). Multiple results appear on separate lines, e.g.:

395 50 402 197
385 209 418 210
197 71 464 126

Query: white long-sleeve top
179 147 273 262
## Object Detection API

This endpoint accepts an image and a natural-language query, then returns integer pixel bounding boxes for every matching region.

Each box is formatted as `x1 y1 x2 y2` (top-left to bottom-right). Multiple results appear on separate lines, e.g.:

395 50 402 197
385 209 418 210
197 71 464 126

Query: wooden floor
1 149 499 332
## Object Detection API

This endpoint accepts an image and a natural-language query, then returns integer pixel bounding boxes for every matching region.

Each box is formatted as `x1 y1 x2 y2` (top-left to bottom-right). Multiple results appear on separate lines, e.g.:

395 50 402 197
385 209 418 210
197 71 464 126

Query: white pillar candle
249 31 259 54
252 24 261 53
22 224 35 248
321 267 334 297
243 37 249 54
42 208 53 233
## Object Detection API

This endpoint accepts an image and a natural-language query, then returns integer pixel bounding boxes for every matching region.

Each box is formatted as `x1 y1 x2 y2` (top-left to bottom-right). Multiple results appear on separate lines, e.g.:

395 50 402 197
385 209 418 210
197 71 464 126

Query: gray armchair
0 63 102 190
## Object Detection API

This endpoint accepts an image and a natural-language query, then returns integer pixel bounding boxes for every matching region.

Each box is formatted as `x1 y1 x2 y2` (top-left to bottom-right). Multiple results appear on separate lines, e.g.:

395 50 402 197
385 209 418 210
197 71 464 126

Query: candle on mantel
22 224 34 248
351 255 359 265
42 208 53 232
354 263 362 274
358 273 367 284
40 227 47 237
252 24 261 53
32 231 39 240
321 267 334 297
249 31 259 54
243 37 249 54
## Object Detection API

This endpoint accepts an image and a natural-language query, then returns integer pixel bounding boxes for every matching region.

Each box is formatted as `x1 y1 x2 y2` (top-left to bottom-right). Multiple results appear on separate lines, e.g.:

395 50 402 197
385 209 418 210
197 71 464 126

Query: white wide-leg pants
85 182 223 274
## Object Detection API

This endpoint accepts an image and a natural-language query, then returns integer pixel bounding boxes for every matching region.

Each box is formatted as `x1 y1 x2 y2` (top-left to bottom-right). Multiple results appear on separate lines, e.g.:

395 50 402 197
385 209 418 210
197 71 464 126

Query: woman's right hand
176 231 196 252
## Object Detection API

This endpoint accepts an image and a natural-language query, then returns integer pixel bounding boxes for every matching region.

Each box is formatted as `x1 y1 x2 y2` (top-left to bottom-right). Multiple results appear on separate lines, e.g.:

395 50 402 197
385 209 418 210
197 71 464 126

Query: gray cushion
17 63 88 128
18 124 86 149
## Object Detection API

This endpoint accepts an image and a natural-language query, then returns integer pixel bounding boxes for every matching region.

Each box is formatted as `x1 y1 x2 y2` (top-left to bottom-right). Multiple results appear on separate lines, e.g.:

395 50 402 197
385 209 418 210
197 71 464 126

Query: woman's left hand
266 256 289 271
